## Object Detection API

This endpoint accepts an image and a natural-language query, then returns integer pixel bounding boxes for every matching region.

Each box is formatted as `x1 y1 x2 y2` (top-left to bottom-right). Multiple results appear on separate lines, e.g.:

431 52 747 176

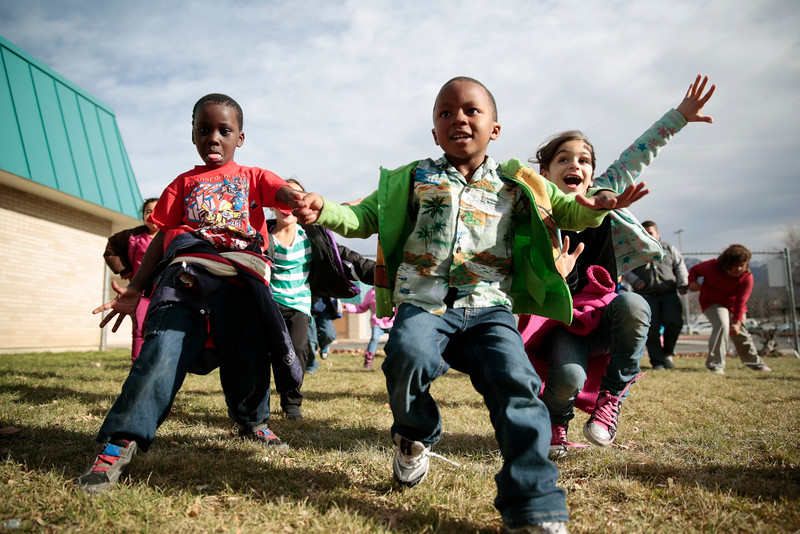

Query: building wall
0 184 131 353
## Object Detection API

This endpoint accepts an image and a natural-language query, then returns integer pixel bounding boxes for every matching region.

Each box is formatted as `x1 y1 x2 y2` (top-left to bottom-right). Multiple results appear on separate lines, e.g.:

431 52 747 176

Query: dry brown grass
0 348 798 533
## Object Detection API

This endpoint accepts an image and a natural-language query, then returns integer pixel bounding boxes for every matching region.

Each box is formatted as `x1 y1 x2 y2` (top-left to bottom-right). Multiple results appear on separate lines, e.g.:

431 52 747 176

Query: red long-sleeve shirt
688 258 753 323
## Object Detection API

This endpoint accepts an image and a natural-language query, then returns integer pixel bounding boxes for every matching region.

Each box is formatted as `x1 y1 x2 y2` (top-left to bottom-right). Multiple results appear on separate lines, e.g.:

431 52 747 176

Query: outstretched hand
676 74 716 124
559 235 585 277
293 192 325 224
93 280 142 332
576 182 650 210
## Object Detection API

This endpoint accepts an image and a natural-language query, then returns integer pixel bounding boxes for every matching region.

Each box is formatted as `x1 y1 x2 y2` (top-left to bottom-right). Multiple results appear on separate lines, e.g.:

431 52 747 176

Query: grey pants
704 304 765 370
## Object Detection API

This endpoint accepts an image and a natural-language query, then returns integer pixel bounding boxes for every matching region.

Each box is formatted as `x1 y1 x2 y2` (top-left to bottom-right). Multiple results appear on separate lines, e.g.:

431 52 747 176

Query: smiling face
142 200 158 234
191 102 244 167
540 139 595 195
431 79 500 177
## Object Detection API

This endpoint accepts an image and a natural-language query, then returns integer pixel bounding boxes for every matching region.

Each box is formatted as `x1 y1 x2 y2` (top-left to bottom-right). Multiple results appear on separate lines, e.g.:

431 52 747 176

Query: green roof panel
0 35 141 219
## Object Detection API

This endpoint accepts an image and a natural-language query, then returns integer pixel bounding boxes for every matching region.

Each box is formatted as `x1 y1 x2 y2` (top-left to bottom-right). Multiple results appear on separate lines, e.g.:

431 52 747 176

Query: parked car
682 318 713 335
776 322 800 336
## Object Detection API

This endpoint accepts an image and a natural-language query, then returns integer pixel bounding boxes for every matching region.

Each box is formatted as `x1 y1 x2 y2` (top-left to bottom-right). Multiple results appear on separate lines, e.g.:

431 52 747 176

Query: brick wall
0 185 132 353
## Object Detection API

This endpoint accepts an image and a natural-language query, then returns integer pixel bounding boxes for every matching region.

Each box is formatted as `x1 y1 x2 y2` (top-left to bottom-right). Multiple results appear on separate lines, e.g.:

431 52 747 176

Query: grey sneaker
503 521 570 534
664 355 675 369
392 434 460 487
77 439 138 493
240 424 288 449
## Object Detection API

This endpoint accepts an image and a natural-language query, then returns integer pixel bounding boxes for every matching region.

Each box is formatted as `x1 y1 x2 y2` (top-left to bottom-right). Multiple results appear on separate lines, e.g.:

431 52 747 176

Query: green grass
0 349 798 533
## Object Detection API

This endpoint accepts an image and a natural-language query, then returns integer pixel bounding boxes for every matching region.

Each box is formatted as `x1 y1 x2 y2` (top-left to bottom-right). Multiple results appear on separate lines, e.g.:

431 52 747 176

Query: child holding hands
295 76 648 534
79 93 305 492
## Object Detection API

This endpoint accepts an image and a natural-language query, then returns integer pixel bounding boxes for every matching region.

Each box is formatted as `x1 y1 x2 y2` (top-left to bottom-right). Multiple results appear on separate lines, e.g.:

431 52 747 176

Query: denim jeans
540 292 650 424
643 291 683 365
97 282 274 451
366 324 391 353
704 304 765 370
308 308 338 354
383 303 568 526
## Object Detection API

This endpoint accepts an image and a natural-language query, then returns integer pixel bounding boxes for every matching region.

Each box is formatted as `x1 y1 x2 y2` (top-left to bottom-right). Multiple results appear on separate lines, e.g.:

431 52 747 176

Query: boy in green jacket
294 77 647 534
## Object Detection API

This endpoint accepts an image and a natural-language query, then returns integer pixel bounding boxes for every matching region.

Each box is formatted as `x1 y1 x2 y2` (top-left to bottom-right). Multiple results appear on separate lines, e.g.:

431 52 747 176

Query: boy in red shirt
79 94 305 492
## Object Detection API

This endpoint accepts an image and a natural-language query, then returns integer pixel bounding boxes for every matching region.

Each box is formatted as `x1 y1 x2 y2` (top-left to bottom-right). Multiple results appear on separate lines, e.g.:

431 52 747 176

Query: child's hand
688 281 701 292
676 74 716 124
277 184 306 209
92 280 143 332
576 182 649 210
559 235 584 277
293 192 324 224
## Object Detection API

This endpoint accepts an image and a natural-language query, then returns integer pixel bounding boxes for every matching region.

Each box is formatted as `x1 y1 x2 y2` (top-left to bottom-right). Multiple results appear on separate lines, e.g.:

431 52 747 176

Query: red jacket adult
688 258 753 323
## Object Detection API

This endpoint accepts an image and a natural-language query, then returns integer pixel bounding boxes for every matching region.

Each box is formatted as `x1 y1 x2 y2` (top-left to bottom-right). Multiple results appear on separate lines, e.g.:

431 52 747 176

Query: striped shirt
270 225 312 315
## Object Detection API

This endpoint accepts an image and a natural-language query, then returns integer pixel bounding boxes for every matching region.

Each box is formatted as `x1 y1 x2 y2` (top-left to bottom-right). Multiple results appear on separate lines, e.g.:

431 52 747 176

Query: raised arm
593 74 716 194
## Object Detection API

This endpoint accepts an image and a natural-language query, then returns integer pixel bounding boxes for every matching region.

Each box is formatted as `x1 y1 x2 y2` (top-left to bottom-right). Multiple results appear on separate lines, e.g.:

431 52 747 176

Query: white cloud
1 0 799 256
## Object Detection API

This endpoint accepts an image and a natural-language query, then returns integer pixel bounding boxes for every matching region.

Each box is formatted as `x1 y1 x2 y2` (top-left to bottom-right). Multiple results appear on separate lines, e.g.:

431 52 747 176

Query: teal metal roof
0 35 141 219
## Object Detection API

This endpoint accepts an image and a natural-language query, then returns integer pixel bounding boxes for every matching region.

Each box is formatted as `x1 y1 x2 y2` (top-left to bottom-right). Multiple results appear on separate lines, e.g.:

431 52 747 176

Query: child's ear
431 128 440 146
490 122 501 140
237 131 245 148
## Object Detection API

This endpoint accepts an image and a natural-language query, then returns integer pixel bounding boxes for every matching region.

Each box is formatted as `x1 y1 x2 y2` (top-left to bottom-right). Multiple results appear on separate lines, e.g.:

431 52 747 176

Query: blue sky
1 0 798 257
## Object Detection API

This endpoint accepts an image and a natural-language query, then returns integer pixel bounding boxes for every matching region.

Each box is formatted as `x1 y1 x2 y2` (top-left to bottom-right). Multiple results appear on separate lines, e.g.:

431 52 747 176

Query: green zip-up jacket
316 158 609 324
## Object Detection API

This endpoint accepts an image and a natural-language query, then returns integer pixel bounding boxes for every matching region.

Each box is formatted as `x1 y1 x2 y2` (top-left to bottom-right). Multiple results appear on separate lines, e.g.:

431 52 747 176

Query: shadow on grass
2 424 500 533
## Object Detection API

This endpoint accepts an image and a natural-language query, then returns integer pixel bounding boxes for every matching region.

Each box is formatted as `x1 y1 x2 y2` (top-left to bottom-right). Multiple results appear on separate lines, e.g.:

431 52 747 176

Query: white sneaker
503 521 570 534
392 433 459 487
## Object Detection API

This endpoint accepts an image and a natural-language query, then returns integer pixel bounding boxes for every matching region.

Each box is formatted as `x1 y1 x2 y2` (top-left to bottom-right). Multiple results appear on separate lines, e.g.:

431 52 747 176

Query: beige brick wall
0 185 132 353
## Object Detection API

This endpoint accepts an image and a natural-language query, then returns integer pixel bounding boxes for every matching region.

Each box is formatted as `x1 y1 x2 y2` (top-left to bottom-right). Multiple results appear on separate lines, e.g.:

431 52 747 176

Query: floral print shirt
393 155 529 315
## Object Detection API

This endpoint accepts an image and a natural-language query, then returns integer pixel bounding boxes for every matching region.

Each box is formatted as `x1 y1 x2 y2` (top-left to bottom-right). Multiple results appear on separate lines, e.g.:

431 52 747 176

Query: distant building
0 36 141 353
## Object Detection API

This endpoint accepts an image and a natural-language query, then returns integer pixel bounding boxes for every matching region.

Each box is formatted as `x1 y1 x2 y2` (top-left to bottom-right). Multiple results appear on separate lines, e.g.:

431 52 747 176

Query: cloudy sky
1 0 798 257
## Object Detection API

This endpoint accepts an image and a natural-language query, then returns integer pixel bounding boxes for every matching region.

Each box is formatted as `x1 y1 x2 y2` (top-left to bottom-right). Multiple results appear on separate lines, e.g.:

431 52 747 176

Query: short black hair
192 93 244 130
439 76 498 121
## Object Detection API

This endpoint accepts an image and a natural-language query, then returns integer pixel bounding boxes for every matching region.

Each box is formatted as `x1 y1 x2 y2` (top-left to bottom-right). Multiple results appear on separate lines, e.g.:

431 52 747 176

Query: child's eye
579 158 590 165
220 129 231 135
467 107 480 115
439 111 450 118
198 127 209 135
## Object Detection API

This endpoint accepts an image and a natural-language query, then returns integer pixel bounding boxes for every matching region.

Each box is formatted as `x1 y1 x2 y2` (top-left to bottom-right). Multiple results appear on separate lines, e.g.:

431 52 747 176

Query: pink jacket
343 287 395 329
519 265 618 414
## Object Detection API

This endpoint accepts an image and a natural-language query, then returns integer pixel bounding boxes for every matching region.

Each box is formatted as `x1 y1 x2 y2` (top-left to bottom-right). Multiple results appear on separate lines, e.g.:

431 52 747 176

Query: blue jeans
97 283 273 451
366 324 391 353
308 309 338 354
540 292 650 424
383 304 568 526
643 291 683 365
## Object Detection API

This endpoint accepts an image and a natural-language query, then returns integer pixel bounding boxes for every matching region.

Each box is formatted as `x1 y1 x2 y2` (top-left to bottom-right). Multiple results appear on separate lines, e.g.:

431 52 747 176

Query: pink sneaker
583 391 622 447
363 351 374 369
549 423 587 460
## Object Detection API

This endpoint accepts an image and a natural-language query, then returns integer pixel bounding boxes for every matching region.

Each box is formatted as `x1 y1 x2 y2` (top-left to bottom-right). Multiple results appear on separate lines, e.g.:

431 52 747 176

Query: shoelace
91 442 128 473
551 425 587 449
399 449 462 468
591 393 621 430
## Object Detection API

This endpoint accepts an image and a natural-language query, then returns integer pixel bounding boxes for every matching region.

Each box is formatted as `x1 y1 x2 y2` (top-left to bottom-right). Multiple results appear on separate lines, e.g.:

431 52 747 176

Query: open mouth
563 174 583 187
207 153 223 162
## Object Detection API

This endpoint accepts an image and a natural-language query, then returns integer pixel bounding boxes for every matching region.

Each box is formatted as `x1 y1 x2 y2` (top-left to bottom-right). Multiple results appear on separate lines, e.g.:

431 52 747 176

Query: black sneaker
282 405 303 420
240 425 288 449
77 439 138 493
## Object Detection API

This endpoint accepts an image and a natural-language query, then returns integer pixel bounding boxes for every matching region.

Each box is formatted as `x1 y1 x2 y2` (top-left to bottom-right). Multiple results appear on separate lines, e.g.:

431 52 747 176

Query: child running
294 76 648 534
518 75 716 459
79 93 305 493
267 178 375 418
688 244 771 374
